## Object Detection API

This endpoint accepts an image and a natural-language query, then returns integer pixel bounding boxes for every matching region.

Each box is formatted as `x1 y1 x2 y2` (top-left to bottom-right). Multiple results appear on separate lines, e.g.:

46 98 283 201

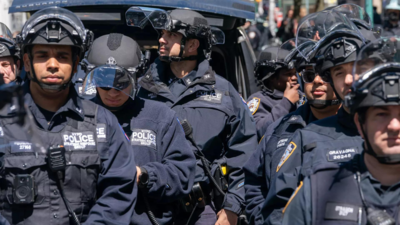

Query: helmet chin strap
28 52 75 92
359 116 400 164
309 99 341 109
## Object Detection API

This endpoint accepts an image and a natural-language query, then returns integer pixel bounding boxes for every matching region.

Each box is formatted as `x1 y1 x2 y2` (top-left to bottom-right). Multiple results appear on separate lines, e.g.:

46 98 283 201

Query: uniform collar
262 88 284 99
24 81 85 121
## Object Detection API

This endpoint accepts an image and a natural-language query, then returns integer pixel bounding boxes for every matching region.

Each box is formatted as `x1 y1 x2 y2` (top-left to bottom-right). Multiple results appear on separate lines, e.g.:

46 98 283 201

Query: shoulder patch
297 94 306 107
276 142 297 172
283 181 303 214
247 97 261 115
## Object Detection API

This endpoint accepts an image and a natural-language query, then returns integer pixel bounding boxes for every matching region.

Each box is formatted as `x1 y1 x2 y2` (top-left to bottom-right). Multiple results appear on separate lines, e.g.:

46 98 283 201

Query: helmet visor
296 10 363 59
332 4 371 29
0 22 14 43
353 36 400 89
82 65 136 99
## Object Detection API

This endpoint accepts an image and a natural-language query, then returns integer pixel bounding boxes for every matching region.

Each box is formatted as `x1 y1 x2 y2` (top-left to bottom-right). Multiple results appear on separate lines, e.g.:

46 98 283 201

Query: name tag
326 148 357 162
325 202 359 222
131 129 157 149
62 131 96 150
195 90 223 104
10 141 33 153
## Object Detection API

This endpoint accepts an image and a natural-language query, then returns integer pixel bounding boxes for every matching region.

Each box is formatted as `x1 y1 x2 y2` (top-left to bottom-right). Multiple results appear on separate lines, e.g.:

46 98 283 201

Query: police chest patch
195 90 222 104
326 148 356 162
96 124 107 142
10 141 33 153
325 202 359 222
131 129 156 149
247 97 260 115
277 138 288 148
62 131 96 150
276 142 297 172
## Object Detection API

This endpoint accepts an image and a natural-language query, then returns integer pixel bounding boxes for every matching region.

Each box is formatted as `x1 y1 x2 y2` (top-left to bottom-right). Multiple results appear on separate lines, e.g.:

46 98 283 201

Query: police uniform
137 58 258 220
247 89 304 138
282 154 400 225
97 97 196 225
244 102 316 225
0 83 137 225
264 108 364 224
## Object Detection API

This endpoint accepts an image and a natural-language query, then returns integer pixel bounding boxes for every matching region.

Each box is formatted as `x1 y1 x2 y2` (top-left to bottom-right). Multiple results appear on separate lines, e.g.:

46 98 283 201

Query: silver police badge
247 97 261 115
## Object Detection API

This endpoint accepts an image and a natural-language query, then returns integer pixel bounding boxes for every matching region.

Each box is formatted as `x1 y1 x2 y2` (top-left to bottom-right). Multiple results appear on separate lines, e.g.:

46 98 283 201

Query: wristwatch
138 167 149 189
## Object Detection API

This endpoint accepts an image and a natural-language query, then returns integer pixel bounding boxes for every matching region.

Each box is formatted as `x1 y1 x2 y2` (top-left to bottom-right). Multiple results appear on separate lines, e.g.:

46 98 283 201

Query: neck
170 59 197 79
309 104 341 120
364 153 400 186
30 82 70 112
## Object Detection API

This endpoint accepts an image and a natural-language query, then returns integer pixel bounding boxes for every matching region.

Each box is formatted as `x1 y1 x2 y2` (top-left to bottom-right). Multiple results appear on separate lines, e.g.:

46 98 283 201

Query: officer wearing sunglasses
81 33 196 225
244 40 341 225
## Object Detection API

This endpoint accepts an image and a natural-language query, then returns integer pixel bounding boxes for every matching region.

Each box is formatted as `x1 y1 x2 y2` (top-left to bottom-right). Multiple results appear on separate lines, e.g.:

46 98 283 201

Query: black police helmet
0 23 20 61
87 33 142 69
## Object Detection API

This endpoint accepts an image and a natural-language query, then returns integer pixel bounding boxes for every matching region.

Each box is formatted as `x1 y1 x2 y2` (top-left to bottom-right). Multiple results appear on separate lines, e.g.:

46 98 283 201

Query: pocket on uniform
63 152 100 203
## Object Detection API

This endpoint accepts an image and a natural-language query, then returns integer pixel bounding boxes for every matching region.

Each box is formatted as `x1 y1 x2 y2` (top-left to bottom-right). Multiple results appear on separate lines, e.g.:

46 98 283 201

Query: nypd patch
276 142 297 172
131 129 157 149
247 97 261 115
297 94 306 107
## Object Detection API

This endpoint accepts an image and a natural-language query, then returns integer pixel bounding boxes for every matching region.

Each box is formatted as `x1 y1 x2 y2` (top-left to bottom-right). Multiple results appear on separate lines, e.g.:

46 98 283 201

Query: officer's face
24 45 78 87
0 56 18 84
96 85 132 109
159 30 184 57
356 106 400 156
329 62 354 100
303 66 337 103
272 68 297 91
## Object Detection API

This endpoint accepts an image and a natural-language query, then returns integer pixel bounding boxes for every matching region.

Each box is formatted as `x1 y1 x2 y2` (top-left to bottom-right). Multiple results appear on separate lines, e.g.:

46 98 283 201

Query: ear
16 60 21 70
187 39 200 53
23 53 31 72
354 113 365 139
73 56 80 74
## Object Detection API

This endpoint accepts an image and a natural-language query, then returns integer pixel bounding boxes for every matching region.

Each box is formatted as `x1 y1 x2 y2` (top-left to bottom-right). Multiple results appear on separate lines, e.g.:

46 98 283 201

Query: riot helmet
126 7 224 62
17 6 93 91
82 33 148 111
0 23 21 84
345 36 400 164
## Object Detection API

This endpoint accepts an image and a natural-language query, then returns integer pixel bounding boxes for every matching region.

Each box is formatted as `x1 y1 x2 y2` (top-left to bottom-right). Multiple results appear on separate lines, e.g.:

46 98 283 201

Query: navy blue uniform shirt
100 97 196 225
137 58 258 215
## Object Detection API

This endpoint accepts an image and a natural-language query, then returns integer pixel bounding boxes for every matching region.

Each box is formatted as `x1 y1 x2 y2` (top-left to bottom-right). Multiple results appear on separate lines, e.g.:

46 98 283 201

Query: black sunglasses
301 69 330 83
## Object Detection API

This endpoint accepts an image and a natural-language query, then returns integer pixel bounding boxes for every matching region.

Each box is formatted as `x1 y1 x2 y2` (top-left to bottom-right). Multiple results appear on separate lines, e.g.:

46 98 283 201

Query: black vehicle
10 0 258 99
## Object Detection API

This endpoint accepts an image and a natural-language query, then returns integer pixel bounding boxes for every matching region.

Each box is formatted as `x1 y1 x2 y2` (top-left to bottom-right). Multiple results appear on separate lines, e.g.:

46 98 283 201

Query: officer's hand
215 209 237 225
136 166 141 184
283 82 300 104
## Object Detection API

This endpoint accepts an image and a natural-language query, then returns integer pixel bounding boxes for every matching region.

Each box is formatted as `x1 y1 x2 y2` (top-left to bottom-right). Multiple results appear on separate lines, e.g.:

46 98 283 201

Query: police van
10 0 259 99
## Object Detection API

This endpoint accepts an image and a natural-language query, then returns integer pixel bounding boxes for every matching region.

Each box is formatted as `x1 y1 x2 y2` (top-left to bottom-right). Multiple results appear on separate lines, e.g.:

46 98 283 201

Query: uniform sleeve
84 109 137 225
263 129 304 225
244 136 268 225
281 177 312 225
140 116 196 203
222 87 259 215
252 97 295 133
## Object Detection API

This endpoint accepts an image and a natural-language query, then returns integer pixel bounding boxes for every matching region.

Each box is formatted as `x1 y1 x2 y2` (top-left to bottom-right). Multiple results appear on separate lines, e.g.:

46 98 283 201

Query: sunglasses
301 69 330 83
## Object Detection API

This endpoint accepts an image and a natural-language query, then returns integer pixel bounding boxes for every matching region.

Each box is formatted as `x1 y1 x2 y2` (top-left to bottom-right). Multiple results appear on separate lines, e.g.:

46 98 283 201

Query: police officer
243 38 341 225
0 7 138 224
383 0 400 36
261 9 374 224
0 23 21 85
247 45 305 139
81 33 196 225
136 8 258 225
282 36 400 225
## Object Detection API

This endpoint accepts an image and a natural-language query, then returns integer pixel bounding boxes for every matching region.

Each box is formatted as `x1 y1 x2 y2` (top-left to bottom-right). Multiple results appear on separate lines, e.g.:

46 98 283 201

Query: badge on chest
62 131 96 150
130 129 157 149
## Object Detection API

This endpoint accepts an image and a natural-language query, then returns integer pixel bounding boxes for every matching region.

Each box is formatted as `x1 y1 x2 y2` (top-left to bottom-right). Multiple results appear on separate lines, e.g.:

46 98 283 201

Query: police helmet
82 34 146 111
254 45 295 90
17 7 93 91
386 0 400 11
0 23 20 61
345 36 400 164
